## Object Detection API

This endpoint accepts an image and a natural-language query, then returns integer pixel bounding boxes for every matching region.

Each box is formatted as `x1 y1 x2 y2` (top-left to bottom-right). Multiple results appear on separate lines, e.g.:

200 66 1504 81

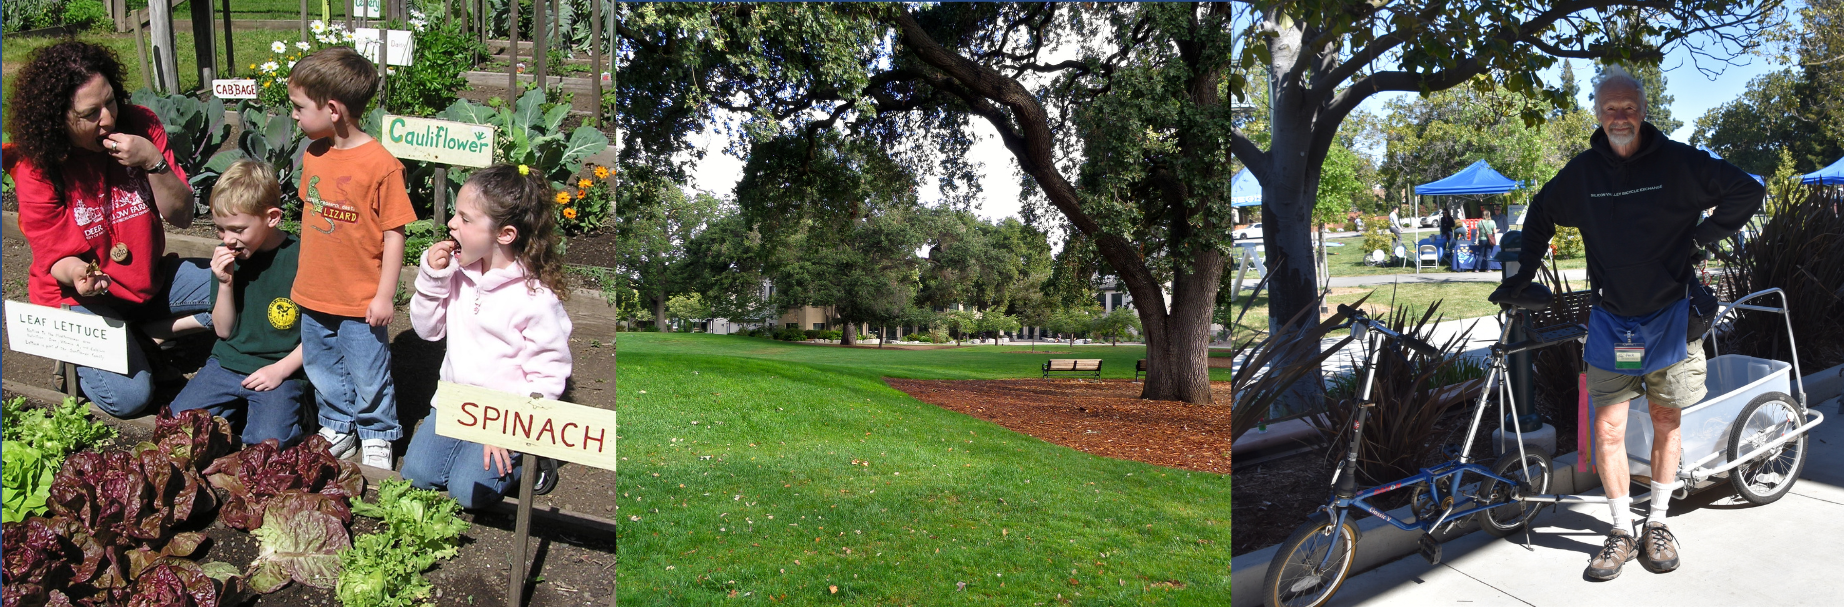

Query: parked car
1234 223 1263 240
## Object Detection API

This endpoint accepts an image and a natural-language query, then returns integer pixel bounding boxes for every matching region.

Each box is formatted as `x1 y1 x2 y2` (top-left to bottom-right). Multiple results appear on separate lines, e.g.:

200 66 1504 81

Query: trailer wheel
1727 391 1807 505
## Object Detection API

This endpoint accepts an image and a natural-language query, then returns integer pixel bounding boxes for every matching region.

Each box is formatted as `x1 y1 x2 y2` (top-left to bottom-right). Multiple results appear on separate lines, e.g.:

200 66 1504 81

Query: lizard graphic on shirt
305 175 337 235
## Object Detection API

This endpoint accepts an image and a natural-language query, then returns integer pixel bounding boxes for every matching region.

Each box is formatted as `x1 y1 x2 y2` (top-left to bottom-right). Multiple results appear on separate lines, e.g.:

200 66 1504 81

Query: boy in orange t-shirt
286 47 417 470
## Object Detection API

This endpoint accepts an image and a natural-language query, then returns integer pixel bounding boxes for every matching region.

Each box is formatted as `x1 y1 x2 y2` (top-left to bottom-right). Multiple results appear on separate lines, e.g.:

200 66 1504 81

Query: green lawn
617 333 1232 605
1306 234 1590 278
1220 281 1504 340
3 28 301 95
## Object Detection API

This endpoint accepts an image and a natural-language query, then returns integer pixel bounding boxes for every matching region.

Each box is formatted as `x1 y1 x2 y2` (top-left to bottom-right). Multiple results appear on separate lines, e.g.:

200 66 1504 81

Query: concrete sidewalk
1228 268 1590 290
1300 395 1844 607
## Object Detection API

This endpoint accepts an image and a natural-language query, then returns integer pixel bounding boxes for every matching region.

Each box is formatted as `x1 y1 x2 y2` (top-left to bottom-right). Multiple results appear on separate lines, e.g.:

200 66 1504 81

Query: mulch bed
883 378 1232 474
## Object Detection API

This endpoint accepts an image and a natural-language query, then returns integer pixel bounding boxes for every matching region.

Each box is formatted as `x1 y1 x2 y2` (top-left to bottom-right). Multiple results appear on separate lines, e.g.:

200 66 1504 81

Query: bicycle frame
1313 311 1533 542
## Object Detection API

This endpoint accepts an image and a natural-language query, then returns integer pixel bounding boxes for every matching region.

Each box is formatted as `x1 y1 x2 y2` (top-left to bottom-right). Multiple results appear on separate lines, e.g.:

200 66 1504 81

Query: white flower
261 61 279 73
272 41 288 54
296 41 310 51
386 67 397 75
342 31 354 41
317 34 334 44
310 19 326 33
288 60 297 69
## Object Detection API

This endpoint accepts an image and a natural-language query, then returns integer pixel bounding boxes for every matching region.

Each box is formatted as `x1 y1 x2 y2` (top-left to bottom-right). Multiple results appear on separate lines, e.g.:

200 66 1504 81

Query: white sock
1649 481 1673 522
1608 496 1634 533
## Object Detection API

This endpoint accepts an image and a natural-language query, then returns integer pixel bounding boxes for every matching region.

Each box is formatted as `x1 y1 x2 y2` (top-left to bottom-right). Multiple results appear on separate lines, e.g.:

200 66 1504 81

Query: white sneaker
360 438 393 470
318 427 357 460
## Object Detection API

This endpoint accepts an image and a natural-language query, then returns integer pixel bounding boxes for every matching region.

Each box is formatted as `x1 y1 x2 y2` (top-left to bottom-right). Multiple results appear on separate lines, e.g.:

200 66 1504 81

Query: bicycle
1261 298 1566 607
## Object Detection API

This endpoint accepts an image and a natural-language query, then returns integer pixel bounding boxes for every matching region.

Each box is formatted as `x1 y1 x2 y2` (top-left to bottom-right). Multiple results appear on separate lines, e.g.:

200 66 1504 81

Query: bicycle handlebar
1337 303 1442 357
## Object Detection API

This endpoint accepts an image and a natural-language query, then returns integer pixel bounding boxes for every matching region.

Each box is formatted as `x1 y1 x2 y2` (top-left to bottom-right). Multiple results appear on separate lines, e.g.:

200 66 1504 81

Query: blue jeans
401 408 521 509
299 309 400 441
168 357 306 447
72 256 214 418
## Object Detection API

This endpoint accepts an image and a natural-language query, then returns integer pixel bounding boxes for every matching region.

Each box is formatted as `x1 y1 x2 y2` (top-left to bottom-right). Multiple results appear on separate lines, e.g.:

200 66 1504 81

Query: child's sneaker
360 439 393 470
318 427 357 460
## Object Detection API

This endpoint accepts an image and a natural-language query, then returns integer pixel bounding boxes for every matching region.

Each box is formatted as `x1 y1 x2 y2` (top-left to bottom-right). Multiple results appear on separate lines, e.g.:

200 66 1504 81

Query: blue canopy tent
1804 156 1844 185
1415 160 1523 271
1231 168 1262 206
1414 159 1522 196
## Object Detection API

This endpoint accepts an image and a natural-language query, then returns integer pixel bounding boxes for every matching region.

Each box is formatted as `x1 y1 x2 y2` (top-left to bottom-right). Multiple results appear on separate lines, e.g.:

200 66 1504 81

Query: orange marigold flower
578 178 592 190
563 208 578 219
554 191 571 204
594 166 610 180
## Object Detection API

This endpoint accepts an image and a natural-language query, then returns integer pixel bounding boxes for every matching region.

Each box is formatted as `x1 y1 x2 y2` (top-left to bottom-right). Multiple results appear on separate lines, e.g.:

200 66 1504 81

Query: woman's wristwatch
145 157 171 174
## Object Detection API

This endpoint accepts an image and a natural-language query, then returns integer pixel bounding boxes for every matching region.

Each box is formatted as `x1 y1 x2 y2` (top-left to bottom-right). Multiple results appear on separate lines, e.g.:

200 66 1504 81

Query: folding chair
1417 244 1439 274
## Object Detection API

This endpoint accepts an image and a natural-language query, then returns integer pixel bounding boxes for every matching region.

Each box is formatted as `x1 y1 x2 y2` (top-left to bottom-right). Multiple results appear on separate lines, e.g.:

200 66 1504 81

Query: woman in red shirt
6 41 214 417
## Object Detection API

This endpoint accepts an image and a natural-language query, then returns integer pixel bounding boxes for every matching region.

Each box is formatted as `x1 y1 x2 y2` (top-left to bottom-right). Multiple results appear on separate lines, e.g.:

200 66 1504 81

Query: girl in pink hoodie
402 164 573 508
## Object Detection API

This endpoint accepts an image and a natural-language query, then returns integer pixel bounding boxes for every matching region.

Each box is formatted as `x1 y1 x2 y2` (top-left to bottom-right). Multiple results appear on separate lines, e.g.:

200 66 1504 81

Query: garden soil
2 236 619 606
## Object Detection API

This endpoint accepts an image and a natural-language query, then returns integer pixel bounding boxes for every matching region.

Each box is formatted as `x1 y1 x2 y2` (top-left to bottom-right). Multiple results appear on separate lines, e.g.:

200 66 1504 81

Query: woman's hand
101 133 163 172
482 445 515 477
54 257 112 296
73 265 112 297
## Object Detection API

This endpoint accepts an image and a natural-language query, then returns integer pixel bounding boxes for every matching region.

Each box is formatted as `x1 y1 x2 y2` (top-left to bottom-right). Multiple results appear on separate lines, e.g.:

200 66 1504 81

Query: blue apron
1584 297 1690 376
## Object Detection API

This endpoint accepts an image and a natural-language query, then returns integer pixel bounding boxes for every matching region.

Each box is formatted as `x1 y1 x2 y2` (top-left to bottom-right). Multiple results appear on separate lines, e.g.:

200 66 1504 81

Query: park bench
1134 359 1147 381
1042 358 1103 379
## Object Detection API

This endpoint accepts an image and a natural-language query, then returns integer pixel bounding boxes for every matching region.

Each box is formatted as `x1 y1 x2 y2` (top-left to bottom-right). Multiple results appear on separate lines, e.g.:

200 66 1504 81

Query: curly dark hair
4 40 129 201
467 164 571 301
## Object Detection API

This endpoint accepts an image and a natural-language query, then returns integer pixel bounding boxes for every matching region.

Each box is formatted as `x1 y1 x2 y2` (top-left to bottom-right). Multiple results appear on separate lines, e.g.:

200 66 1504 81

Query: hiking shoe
360 439 393 470
318 427 357 460
1641 522 1680 573
1586 529 1638 581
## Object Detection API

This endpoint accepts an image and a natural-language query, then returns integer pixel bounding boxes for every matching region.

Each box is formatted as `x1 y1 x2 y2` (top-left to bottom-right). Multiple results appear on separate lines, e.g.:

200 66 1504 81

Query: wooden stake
507 451 537 606
434 167 448 228
222 0 237 77
533 0 547 95
134 12 153 93
591 0 603 118
508 0 520 96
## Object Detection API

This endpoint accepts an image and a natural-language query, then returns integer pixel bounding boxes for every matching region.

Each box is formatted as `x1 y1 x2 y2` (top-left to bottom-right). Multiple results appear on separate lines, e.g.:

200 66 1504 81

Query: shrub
817 330 842 341
2 0 62 32
1360 215 1395 262
1552 225 1585 259
773 326 806 341
378 17 486 117
60 0 107 31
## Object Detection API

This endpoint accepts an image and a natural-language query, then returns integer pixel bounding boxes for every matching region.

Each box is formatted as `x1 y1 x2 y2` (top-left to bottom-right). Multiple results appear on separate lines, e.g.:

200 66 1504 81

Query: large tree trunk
653 293 668 332
842 321 857 346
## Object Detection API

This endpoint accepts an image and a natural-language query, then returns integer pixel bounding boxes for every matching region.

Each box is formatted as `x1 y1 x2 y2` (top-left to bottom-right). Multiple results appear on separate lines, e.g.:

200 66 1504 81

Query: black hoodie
1515 122 1765 317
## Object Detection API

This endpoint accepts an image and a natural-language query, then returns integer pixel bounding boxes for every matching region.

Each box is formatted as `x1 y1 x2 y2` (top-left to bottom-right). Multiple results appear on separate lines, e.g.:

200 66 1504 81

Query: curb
0 378 617 537
1229 359 1844 607
2 212 618 322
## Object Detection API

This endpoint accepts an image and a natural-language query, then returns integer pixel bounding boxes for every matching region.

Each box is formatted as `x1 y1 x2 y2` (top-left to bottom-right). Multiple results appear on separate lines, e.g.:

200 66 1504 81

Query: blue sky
686 6 1799 229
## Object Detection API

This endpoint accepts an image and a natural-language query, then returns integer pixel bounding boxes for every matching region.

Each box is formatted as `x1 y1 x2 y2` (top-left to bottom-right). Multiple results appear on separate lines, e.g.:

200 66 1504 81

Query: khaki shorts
1586 339 1709 409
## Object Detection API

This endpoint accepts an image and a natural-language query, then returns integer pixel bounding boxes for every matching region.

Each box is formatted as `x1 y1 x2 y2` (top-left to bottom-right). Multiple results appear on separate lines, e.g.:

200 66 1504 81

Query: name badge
1615 331 1644 370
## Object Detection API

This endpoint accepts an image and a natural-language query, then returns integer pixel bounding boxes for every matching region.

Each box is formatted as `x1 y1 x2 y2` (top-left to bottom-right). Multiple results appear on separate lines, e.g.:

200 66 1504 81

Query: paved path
1315 395 1844 607
1228 268 1590 290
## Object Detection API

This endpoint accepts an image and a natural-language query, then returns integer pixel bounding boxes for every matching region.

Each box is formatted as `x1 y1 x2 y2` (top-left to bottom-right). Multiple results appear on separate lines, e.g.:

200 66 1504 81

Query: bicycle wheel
1728 392 1807 505
1263 513 1359 607
1479 450 1552 537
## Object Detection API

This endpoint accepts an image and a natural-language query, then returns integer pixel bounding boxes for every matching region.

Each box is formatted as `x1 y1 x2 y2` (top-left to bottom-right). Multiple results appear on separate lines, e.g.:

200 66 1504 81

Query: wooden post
508 0 520 96
191 0 219 87
533 0 547 95
134 12 153 94
591 0 602 118
506 449 537 605
222 0 237 78
148 0 179 93
345 0 354 30
301 0 310 44
434 167 448 228
58 305 80 401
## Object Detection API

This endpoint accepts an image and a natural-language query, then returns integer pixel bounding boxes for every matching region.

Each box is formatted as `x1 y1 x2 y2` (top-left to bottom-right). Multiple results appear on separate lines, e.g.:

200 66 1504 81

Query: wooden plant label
4 301 129 374
433 382 617 471
381 115 495 168
212 79 259 99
